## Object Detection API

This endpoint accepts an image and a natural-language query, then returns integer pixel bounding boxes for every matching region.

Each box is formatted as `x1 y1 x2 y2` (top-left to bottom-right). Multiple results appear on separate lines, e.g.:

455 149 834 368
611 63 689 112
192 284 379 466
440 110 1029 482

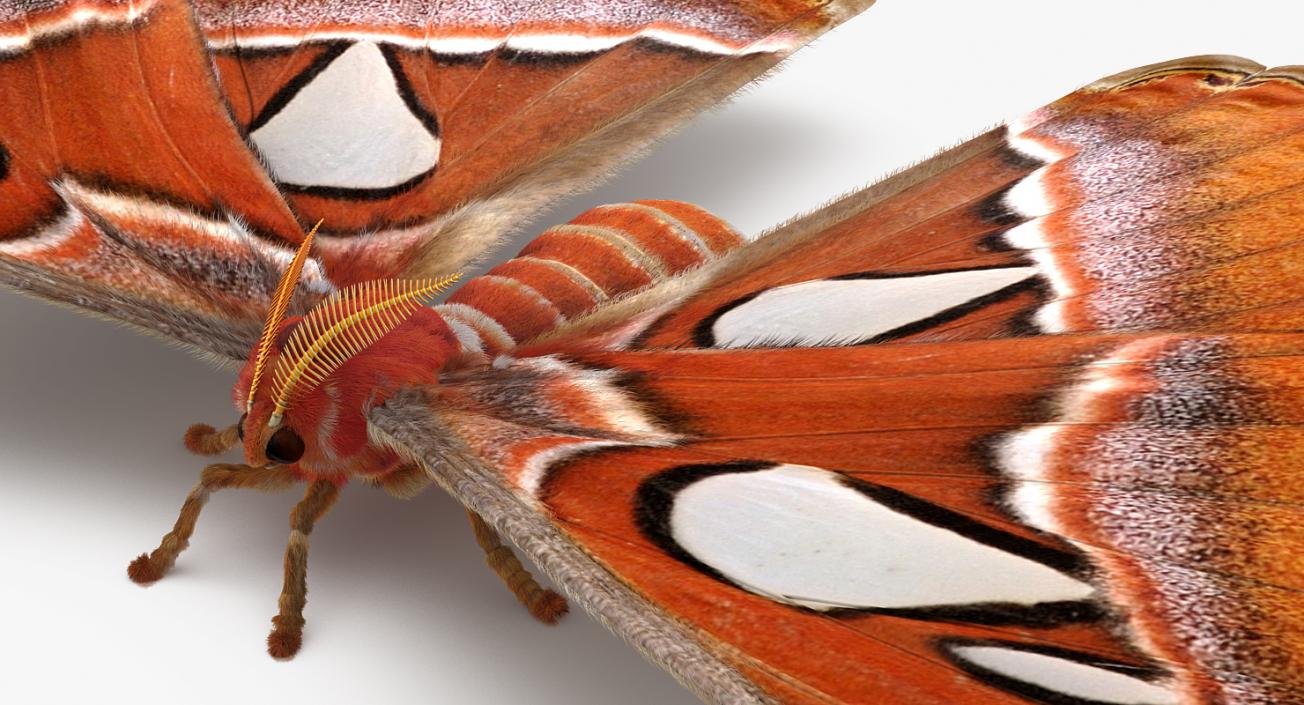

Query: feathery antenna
267 275 461 426
247 220 323 413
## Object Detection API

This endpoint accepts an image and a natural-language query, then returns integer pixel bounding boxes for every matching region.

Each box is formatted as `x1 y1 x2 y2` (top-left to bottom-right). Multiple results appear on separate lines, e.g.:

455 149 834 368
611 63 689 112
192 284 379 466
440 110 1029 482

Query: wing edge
368 387 775 705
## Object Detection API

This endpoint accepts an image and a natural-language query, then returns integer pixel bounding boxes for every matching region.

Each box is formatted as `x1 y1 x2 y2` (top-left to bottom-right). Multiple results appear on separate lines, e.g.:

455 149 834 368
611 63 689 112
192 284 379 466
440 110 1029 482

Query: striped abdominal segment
437 201 744 356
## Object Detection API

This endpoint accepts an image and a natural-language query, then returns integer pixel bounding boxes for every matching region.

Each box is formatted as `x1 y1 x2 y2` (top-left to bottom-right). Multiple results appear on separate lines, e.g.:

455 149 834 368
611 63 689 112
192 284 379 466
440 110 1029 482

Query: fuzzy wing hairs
0 0 872 361
372 57 1304 705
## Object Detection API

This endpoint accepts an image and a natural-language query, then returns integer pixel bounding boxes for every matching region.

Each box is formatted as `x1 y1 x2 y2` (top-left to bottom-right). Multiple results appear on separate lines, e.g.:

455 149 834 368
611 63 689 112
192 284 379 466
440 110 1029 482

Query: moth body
234 306 457 485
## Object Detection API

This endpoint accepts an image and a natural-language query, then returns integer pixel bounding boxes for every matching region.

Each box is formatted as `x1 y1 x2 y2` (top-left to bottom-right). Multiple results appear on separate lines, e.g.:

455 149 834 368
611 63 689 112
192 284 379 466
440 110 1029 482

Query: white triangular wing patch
250 41 440 191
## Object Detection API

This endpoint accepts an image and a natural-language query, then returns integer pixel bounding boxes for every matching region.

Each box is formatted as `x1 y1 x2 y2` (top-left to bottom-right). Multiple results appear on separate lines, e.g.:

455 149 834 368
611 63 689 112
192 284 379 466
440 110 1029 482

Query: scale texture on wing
0 0 870 359
372 57 1304 705
0 0 314 358
527 55 1301 350
201 0 872 281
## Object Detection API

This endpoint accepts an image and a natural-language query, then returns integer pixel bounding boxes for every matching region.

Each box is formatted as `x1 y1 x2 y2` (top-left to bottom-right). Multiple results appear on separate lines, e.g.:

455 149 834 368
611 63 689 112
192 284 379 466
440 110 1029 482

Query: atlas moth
1 1 1303 704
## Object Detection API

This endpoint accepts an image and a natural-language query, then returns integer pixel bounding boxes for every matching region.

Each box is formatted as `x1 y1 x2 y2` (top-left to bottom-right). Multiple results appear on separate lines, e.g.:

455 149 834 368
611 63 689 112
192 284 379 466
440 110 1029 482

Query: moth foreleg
127 463 300 584
466 510 569 625
182 422 241 456
267 480 341 659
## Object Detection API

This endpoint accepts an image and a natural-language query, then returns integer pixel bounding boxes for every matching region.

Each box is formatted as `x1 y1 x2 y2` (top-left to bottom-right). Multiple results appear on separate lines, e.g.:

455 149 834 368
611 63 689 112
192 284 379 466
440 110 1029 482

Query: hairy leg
183 422 241 456
128 463 300 584
466 510 569 624
267 480 341 659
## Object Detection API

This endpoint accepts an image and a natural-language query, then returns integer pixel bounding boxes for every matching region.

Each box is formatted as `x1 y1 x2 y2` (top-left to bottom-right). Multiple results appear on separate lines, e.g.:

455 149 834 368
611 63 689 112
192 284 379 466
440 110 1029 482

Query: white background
1 2 1300 704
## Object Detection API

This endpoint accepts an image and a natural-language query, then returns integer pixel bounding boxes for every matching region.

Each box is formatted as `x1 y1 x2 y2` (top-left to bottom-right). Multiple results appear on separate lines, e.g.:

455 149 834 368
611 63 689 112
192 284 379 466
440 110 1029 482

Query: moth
2 1 1302 704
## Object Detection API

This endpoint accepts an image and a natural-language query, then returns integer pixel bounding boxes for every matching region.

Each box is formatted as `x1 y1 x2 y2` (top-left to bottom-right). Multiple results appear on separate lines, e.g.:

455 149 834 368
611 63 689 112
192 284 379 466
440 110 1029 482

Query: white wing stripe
947 645 1179 705
711 267 1039 348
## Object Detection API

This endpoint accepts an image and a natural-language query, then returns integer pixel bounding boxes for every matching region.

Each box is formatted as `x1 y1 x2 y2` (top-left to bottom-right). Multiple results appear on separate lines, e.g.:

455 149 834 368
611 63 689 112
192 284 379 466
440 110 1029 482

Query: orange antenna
247 220 323 413
267 275 460 426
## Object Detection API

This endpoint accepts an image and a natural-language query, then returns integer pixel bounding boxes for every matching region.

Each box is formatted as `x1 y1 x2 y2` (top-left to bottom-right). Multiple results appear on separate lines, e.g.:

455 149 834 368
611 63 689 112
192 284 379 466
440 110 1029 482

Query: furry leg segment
183 423 241 455
466 510 569 625
267 480 340 659
128 464 300 584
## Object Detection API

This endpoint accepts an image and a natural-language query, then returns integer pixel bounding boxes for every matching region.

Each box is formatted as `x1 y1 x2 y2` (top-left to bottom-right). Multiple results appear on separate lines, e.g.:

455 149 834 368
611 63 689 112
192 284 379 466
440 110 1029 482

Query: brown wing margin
368 389 777 705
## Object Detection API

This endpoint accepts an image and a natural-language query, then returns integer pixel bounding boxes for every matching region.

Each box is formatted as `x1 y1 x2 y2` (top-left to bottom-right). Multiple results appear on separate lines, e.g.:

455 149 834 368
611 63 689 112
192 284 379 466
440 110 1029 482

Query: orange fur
467 511 570 625
182 423 239 456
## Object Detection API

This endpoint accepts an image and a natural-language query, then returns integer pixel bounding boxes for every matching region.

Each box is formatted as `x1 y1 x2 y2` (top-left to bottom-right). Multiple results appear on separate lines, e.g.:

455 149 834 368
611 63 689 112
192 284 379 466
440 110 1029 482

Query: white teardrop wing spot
948 645 1179 705
249 42 439 191
668 465 1093 610
711 267 1038 348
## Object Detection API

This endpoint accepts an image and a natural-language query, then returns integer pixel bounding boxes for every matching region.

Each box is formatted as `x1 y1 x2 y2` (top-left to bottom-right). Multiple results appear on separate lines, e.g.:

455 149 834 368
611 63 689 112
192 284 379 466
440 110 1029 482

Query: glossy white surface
949 646 1180 705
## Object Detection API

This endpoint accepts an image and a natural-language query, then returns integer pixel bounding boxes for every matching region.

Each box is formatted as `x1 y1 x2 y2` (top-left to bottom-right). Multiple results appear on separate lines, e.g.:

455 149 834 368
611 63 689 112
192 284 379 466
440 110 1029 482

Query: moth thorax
260 276 459 425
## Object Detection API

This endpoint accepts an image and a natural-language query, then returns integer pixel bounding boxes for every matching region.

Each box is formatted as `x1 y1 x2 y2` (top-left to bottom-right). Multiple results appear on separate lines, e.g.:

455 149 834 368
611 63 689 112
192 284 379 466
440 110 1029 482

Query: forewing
373 57 1304 705
198 0 874 280
526 56 1303 351
0 0 314 359
0 0 870 359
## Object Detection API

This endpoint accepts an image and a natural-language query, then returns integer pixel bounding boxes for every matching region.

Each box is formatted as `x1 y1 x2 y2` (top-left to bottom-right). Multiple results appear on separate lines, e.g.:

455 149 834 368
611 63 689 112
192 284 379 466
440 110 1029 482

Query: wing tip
821 0 878 24
1087 54 1265 91
1248 63 1304 85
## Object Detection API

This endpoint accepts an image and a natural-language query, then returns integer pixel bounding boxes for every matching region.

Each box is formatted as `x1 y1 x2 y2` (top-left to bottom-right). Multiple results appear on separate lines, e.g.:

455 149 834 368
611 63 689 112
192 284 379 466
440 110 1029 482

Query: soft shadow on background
0 54 813 705
4 1 1304 704
0 284 706 705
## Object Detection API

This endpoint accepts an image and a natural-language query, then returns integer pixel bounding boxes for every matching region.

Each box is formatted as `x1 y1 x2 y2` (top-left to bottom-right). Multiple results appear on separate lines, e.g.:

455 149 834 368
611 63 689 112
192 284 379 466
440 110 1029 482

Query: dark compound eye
237 413 247 441
265 426 304 465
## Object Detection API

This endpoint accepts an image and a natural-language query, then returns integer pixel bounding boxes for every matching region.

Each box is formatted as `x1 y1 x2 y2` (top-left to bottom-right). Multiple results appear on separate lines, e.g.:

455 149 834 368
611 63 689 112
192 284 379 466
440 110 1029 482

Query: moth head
234 224 460 468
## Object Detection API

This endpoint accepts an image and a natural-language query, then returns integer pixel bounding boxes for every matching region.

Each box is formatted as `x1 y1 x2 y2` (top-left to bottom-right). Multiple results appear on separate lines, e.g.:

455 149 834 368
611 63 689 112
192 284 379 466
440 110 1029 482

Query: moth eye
265 426 304 465
237 413 247 441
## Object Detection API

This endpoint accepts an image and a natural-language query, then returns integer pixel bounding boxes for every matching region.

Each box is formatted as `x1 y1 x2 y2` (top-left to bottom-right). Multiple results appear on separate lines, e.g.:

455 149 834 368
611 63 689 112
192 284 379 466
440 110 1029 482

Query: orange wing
201 0 870 281
0 0 870 359
522 55 1302 352
0 0 312 358
372 57 1304 705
